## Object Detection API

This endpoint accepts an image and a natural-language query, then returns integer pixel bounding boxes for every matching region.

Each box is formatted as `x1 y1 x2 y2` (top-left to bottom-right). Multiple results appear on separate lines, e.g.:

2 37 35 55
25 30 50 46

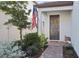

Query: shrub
0 42 26 58
21 33 40 57
39 33 48 48
0 33 48 58
12 33 48 57
23 33 48 49
23 32 40 48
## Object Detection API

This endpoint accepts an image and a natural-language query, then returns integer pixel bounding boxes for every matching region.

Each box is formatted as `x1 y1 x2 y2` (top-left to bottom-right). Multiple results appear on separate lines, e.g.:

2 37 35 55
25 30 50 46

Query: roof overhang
37 1 73 8
33 1 38 5
38 6 73 12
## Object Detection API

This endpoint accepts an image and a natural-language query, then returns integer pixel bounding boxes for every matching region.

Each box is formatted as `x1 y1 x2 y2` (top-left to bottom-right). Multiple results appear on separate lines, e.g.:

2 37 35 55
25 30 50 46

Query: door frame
49 14 60 41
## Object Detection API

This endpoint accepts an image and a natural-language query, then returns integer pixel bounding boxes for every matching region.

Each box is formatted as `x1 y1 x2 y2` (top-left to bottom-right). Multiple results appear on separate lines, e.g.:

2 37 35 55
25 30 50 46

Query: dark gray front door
50 15 59 40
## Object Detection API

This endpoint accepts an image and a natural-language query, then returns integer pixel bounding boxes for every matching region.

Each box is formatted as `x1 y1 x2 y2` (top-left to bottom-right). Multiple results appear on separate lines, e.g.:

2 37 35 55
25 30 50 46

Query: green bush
13 32 48 57
22 33 40 57
23 33 48 49
39 33 48 48
23 32 40 48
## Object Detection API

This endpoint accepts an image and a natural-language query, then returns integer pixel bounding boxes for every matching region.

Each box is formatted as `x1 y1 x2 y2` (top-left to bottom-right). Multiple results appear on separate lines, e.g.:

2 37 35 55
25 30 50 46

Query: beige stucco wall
0 11 20 43
59 11 72 41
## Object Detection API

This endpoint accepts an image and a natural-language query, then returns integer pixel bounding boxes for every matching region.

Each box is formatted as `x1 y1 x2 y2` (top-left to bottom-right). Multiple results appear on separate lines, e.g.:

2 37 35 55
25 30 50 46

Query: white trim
47 12 61 41
48 40 62 42
38 6 73 12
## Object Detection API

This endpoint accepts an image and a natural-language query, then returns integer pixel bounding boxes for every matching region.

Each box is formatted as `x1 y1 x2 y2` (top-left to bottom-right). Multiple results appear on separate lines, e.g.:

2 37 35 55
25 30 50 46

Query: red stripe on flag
32 13 36 29
32 6 37 29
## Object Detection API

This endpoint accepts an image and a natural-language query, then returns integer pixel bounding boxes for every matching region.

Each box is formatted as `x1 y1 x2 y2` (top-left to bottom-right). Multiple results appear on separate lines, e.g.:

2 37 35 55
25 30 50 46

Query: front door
50 15 59 40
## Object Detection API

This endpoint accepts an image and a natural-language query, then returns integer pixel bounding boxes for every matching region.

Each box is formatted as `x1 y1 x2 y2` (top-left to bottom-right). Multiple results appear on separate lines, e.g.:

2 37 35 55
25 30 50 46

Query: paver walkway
40 41 64 58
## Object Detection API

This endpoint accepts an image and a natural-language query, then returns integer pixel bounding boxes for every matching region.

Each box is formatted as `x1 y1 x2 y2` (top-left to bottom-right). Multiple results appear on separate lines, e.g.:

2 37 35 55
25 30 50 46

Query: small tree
0 1 31 40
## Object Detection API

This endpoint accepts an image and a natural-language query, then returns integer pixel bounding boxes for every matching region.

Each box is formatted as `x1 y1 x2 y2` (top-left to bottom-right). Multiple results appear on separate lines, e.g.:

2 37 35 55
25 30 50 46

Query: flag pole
37 14 38 34
36 6 39 34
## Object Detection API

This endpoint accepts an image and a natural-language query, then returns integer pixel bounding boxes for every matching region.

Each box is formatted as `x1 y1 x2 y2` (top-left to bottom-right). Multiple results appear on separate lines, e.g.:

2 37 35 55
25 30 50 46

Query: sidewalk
40 41 63 58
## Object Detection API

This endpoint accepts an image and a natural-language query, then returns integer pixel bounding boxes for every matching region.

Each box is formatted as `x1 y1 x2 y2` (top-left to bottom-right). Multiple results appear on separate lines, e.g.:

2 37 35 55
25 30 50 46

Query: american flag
32 6 38 29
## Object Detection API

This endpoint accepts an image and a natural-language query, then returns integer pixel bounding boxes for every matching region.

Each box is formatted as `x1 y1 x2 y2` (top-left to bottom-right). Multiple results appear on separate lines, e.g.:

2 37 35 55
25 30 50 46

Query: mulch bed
31 46 48 58
63 46 78 58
